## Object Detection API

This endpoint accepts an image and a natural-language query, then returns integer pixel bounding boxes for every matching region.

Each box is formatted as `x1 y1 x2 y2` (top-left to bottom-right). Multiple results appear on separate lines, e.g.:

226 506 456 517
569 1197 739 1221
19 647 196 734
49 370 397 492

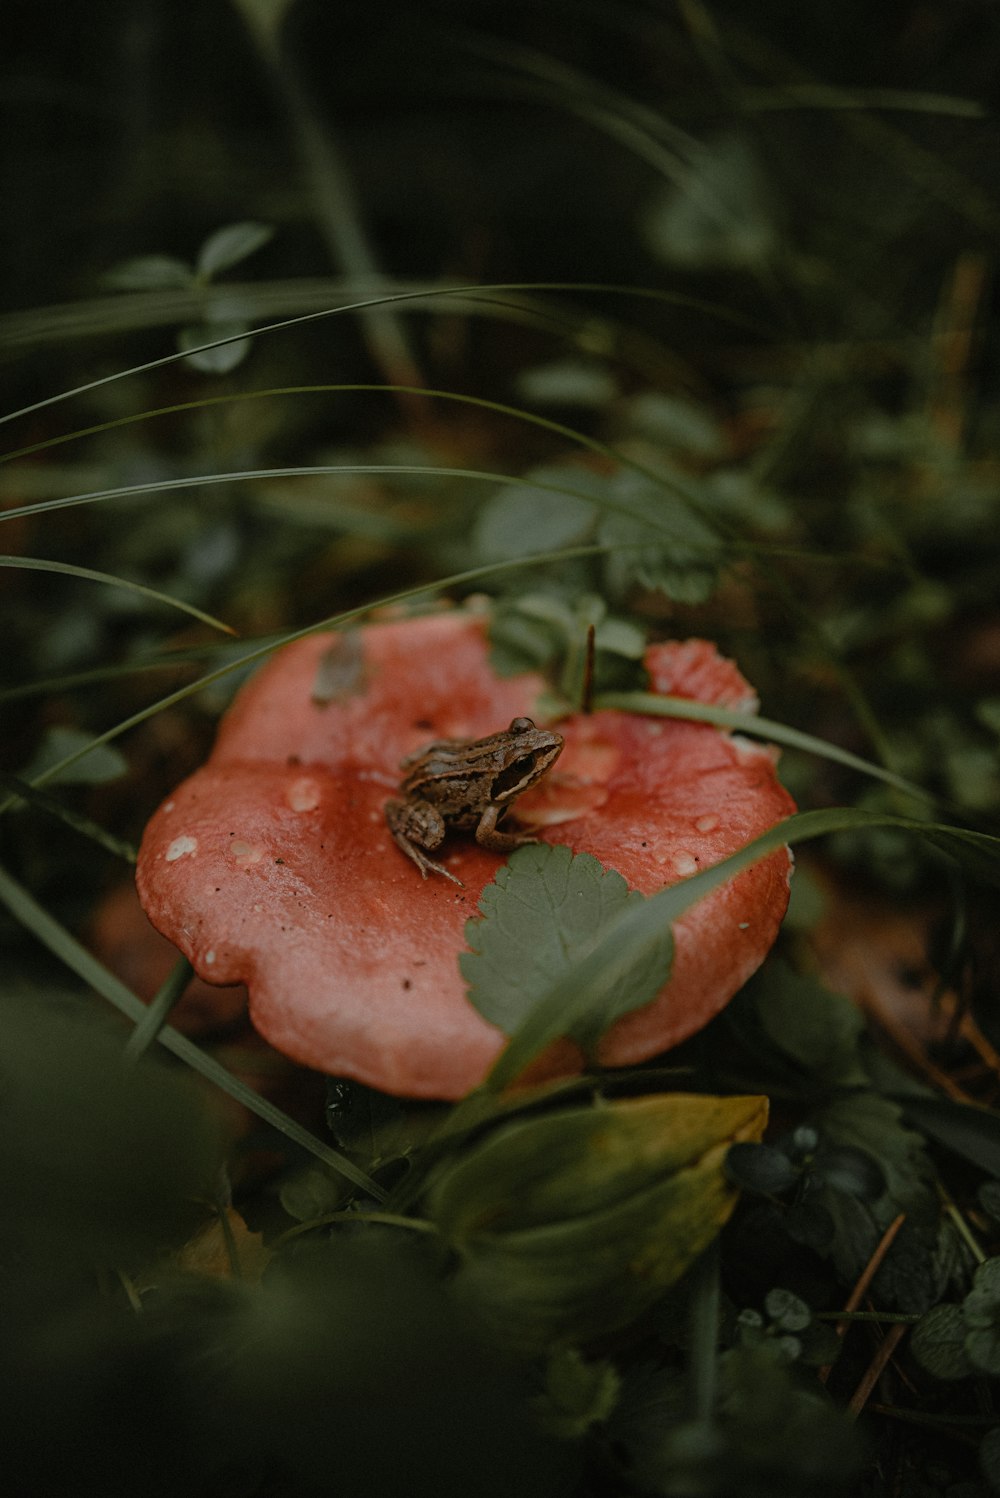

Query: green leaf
724 1142 800 1197
819 1094 934 1217
534 1348 621 1437
101 254 194 291
621 391 727 459
599 470 721 603
426 1093 768 1353
461 844 673 1049
179 321 252 374
896 1095 1000 1178
195 220 274 280
750 962 870 1088
474 806 1000 1098
911 1302 975 1380
764 1288 812 1334
642 133 777 271
19 725 128 786
472 465 601 562
963 1258 1000 1376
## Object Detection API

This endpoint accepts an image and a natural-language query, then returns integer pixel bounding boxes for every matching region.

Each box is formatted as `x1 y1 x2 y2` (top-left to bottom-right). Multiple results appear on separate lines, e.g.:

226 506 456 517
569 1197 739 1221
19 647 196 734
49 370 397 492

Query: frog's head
491 717 564 803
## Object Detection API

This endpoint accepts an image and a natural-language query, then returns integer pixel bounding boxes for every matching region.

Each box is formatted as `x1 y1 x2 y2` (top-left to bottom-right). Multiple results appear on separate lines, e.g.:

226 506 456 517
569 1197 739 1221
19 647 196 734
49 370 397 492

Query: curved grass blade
124 956 193 1062
0 281 772 433
0 771 137 862
594 689 933 804
481 807 1000 1096
0 383 717 535
0 858 386 1199
0 544 620 815
0 555 237 635
0 457 671 529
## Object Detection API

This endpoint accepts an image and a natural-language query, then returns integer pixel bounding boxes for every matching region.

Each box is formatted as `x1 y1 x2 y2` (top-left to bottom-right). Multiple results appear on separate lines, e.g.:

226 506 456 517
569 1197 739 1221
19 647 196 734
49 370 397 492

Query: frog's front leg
474 802 539 853
385 797 464 886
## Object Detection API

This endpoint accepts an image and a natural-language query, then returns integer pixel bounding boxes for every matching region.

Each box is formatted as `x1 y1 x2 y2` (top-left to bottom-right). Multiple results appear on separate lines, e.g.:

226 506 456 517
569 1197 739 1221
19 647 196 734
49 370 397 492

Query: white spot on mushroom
231 840 265 867
673 850 699 876
738 921 750 930
163 800 175 813
204 949 216 966
165 835 198 862
286 776 321 812
695 813 719 833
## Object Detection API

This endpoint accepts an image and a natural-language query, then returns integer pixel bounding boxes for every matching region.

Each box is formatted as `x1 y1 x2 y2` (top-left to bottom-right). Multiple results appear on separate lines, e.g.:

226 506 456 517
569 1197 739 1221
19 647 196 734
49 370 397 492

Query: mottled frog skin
385 716 564 885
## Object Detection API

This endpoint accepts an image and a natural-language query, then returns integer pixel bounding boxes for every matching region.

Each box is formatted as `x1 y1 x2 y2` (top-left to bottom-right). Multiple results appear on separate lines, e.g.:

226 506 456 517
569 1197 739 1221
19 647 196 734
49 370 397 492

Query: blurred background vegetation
5 2 1000 1494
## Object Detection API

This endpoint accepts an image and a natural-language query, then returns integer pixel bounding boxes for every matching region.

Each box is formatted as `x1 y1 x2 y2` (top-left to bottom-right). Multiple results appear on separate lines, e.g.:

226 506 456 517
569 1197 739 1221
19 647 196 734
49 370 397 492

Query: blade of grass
0 281 772 433
0 544 623 815
0 858 386 1199
0 771 138 862
0 555 237 635
593 689 934 804
479 806 1000 1096
0 383 717 532
123 956 193 1062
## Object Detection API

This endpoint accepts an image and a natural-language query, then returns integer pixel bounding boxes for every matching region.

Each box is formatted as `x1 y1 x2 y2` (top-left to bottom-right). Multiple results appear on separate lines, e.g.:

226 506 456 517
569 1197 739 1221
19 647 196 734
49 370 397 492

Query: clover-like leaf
963 1258 1000 1376
911 1302 975 1380
724 1141 800 1197
764 1287 812 1334
195 220 274 280
460 844 673 1049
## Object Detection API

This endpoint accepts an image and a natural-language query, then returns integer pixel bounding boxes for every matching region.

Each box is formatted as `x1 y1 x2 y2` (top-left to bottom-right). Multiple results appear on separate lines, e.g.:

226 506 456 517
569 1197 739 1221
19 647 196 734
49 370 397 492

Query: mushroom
136 612 795 1098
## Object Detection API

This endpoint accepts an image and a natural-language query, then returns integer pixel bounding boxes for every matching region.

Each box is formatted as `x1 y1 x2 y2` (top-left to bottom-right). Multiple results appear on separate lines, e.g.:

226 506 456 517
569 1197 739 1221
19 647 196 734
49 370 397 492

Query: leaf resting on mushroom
460 844 674 1049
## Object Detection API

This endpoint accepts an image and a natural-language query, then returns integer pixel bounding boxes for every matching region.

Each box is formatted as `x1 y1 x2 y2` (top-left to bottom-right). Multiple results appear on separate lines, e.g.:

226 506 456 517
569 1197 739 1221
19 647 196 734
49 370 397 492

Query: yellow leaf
427 1093 767 1353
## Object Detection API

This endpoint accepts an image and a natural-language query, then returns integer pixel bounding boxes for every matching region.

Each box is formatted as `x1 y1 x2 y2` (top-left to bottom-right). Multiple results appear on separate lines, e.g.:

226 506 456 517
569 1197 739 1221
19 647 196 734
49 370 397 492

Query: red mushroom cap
136 612 795 1098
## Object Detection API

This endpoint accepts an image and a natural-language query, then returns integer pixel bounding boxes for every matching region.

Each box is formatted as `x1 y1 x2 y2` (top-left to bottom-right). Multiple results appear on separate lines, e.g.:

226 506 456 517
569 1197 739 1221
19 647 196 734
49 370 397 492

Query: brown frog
385 716 564 885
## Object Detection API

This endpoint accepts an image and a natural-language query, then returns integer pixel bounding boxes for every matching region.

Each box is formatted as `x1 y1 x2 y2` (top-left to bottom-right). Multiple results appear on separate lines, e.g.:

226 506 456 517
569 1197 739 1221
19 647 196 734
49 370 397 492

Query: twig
847 1323 909 1418
817 1213 906 1384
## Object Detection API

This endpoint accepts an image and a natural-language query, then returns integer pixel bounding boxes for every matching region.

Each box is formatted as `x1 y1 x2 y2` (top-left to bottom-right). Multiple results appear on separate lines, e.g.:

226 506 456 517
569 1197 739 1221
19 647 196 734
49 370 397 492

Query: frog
385 715 564 885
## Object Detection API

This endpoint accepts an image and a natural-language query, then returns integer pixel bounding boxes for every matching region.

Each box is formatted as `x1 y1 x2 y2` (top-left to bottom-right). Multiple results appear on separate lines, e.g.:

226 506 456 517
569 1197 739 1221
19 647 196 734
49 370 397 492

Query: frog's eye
509 716 535 733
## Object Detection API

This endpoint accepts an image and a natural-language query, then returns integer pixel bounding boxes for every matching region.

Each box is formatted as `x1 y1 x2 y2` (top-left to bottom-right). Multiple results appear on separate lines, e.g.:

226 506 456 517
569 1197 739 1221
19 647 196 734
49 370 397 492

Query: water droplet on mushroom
204 949 216 965
165 835 198 862
286 776 321 812
695 813 719 833
673 850 698 876
230 840 265 867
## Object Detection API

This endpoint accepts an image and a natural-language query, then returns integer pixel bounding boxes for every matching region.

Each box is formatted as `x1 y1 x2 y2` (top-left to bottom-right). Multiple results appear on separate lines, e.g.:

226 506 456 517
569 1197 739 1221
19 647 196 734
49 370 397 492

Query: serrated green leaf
600 470 721 603
461 844 673 1049
195 220 274 280
474 807 1000 1099
819 1094 935 1219
912 1303 975 1380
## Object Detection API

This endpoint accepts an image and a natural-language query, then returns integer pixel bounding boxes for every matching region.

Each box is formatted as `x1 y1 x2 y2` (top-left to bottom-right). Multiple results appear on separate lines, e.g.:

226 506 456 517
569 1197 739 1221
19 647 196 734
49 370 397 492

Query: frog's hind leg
384 797 464 885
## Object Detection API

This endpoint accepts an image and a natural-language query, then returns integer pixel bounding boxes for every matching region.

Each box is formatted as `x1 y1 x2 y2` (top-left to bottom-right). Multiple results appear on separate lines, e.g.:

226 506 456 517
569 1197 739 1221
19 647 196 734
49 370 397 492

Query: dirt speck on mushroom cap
136 612 795 1098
